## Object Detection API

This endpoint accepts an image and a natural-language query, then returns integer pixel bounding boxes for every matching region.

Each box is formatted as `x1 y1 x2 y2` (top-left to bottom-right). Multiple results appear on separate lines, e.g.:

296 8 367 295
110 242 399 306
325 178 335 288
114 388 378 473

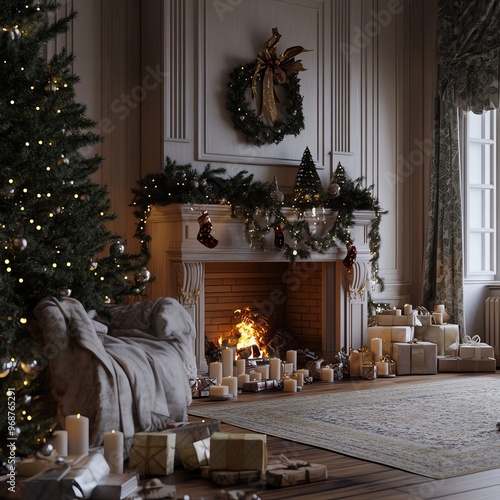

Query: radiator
484 297 500 357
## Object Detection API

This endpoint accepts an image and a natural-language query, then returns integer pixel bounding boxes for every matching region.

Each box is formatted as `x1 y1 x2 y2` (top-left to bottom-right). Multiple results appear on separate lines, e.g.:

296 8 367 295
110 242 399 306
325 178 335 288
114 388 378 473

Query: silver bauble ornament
328 182 341 198
45 81 58 92
60 288 72 297
110 241 125 256
0 357 13 378
39 443 54 457
20 358 38 374
191 179 199 189
57 155 70 166
136 267 151 283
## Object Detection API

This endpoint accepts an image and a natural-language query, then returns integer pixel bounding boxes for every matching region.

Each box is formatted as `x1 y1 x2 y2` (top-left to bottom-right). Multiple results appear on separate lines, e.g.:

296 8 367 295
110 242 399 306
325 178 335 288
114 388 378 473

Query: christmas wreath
227 28 310 146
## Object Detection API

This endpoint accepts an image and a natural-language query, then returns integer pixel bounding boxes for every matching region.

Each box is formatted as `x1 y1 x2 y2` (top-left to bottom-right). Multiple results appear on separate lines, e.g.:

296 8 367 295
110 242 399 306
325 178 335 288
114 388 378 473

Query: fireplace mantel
147 204 375 373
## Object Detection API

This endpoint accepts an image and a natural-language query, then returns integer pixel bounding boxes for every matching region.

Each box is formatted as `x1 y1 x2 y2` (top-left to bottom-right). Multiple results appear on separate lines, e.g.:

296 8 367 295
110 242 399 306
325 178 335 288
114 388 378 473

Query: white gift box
459 343 494 359
367 326 413 355
392 342 437 375
414 324 460 356
377 315 421 327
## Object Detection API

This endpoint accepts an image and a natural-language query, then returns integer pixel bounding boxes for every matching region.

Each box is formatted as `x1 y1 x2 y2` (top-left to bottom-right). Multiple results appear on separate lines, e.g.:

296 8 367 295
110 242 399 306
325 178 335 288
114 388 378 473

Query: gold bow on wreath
252 27 311 124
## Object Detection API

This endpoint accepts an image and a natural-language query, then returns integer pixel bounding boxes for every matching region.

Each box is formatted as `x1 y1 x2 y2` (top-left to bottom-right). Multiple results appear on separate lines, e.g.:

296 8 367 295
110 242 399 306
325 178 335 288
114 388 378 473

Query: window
463 109 497 280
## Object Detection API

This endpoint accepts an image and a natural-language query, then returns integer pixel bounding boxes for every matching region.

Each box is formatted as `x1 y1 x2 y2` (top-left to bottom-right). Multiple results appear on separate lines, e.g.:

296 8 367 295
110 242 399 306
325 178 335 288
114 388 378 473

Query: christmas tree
292 147 324 209
0 0 149 461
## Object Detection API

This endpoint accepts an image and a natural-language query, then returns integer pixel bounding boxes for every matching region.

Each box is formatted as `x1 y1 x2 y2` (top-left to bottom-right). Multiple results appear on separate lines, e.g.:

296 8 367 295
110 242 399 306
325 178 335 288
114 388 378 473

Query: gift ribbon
279 454 310 469
462 334 482 345
251 28 310 123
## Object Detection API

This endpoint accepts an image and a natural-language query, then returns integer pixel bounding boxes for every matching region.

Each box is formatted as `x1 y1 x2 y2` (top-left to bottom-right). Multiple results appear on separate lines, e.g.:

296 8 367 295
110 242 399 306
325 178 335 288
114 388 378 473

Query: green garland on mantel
131 158 386 292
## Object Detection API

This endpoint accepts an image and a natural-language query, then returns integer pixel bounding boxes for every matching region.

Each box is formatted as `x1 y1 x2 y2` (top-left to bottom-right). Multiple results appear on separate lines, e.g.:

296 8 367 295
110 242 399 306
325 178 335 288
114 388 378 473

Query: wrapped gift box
21 453 109 500
201 466 262 485
17 457 53 477
392 342 437 375
367 326 413 355
162 419 220 465
129 432 176 476
178 437 211 470
414 323 459 356
21 464 71 500
265 458 328 488
438 356 496 372
189 377 217 398
209 432 267 471
377 315 421 327
241 380 280 392
459 343 494 359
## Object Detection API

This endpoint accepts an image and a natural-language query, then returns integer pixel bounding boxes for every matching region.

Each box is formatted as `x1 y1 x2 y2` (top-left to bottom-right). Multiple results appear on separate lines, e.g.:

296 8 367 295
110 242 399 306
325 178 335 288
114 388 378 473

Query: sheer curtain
422 0 500 334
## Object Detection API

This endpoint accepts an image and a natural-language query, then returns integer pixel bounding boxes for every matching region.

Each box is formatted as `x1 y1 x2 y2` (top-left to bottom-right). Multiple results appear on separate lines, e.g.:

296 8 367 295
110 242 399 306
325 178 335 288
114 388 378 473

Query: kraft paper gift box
392 342 437 375
200 466 262 485
377 315 422 327
209 432 267 471
21 453 109 500
242 380 280 392
178 437 211 470
162 419 220 464
367 326 413 355
189 377 217 397
265 457 328 488
414 323 460 355
438 356 496 372
459 343 494 359
129 432 176 476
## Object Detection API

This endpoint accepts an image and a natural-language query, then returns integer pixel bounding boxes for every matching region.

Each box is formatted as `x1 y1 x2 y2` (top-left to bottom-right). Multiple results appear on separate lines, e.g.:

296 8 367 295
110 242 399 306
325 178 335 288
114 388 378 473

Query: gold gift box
129 432 176 476
209 432 267 471
392 341 437 375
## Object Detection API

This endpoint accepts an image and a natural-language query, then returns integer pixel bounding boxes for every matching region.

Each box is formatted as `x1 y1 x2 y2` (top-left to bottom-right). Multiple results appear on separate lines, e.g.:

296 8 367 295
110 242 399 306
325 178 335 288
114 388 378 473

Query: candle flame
77 413 81 419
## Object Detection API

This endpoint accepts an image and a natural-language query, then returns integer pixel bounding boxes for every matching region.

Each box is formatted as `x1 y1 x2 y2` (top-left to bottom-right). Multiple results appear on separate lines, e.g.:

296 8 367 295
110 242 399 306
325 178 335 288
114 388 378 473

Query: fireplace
146 204 375 373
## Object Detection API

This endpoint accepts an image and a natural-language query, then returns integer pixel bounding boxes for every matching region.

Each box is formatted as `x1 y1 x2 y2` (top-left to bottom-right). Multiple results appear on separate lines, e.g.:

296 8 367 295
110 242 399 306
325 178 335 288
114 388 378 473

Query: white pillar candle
282 362 293 375
238 373 250 389
321 367 334 382
254 365 269 380
221 348 234 378
395 309 402 316
209 362 223 385
65 414 89 456
283 378 297 392
286 350 297 372
51 430 68 456
296 368 309 378
103 430 124 474
432 312 443 324
293 372 304 386
370 337 383 362
222 376 238 397
434 304 445 313
249 371 262 381
235 359 246 375
209 385 228 397
269 358 281 380
403 304 412 315
376 360 389 376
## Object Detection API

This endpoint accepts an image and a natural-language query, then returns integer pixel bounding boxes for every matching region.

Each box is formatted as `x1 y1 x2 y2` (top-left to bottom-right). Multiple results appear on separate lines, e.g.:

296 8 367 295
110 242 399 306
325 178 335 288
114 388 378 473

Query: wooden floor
158 372 500 500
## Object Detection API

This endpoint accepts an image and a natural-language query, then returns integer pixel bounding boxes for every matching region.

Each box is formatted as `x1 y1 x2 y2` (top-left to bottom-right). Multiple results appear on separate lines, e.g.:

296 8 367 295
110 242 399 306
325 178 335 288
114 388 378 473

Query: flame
233 307 269 358
217 335 223 347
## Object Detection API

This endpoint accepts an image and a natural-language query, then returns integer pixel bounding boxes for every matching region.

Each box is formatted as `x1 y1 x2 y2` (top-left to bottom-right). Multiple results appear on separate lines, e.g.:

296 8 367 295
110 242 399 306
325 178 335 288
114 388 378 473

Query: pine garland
131 158 386 291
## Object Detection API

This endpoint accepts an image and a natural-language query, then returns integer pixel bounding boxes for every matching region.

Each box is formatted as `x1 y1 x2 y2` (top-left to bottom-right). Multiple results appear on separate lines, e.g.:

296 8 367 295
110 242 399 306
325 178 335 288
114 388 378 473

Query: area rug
189 377 500 479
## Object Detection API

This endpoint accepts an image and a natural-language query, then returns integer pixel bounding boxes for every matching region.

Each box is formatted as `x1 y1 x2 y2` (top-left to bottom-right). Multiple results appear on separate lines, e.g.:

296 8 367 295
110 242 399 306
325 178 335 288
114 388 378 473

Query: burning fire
233 307 270 358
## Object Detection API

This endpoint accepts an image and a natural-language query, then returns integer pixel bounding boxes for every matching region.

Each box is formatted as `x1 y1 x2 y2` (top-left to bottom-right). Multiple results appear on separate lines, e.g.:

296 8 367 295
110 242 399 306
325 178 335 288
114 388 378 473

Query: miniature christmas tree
0 0 149 461
292 147 324 209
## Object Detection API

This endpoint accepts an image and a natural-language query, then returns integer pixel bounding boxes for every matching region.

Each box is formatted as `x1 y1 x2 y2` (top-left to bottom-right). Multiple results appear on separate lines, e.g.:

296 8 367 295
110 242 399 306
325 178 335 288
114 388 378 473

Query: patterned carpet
189 377 500 479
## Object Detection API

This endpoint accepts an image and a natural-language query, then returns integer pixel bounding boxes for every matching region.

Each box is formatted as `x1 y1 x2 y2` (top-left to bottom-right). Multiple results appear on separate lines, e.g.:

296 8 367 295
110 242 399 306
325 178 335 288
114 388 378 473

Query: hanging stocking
274 225 284 249
197 211 218 248
343 243 357 269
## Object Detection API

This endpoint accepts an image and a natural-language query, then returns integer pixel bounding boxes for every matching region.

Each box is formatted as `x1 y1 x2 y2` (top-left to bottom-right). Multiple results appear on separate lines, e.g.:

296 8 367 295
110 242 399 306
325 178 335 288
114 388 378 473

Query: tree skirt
189 377 500 479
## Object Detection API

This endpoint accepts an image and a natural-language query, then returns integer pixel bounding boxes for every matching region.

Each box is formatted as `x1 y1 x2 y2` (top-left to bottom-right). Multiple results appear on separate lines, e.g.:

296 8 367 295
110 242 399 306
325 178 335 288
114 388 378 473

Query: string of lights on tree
0 0 149 461
131 150 386 292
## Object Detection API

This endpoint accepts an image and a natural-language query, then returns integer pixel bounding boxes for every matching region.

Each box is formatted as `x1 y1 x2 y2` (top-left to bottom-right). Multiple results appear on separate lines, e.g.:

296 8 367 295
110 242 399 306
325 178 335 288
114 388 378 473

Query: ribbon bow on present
279 454 310 470
462 334 482 345
251 28 310 124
